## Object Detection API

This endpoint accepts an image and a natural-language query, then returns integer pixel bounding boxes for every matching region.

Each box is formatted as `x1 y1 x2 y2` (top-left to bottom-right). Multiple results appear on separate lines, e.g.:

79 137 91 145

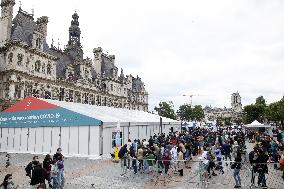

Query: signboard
0 97 102 127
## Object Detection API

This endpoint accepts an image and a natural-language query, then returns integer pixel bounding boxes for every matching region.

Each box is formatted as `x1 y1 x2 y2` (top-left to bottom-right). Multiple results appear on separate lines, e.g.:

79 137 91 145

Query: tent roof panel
42 98 178 123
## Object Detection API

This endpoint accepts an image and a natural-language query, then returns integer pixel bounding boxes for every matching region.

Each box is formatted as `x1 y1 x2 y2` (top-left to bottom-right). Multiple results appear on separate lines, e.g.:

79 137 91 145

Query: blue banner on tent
0 108 102 127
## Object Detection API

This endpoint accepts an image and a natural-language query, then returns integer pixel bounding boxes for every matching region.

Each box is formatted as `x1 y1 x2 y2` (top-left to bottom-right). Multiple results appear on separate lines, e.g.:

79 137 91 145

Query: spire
68 11 81 47
66 12 83 61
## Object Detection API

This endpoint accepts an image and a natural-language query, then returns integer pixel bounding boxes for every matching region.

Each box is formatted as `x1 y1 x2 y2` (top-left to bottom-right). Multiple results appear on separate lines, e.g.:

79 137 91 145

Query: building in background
204 92 243 124
231 92 242 113
0 0 148 111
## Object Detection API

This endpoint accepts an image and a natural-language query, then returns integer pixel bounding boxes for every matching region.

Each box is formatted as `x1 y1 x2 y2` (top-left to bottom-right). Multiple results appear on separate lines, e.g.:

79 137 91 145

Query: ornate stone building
231 92 242 113
204 92 243 122
0 0 148 111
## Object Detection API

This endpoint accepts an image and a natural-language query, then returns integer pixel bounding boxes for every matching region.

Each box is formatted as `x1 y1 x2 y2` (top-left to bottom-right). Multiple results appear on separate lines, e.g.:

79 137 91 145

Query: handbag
230 163 236 169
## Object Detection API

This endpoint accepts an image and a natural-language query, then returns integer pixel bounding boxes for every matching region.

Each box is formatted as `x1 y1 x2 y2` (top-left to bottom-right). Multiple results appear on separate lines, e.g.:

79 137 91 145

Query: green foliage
243 96 267 124
192 105 205 121
243 104 266 124
224 117 232 126
266 99 284 127
154 101 176 120
177 104 192 121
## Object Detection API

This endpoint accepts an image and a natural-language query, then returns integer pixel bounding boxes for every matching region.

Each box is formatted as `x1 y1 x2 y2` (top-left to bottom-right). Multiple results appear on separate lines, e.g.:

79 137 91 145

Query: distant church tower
231 92 242 112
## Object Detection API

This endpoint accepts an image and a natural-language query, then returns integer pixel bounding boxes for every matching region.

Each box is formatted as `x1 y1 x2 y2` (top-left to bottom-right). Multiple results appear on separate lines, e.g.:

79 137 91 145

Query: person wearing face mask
30 161 46 188
25 156 40 179
53 148 63 161
0 174 19 189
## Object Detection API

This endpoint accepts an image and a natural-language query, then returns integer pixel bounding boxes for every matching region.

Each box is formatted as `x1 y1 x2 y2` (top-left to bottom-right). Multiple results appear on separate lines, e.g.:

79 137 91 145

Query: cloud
18 0 284 111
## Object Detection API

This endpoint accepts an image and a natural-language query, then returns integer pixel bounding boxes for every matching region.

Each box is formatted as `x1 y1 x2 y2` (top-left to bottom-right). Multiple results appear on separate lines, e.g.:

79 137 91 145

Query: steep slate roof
11 10 36 46
49 49 73 79
11 24 27 42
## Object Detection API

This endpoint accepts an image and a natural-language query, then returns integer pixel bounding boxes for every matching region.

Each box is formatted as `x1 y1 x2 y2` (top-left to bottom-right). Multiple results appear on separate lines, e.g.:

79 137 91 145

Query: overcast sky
17 0 284 111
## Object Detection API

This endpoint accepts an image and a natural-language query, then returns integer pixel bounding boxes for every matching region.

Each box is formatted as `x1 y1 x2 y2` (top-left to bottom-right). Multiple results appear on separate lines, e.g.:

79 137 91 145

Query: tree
154 101 176 120
243 96 267 124
243 104 266 124
177 104 192 121
224 117 232 126
191 105 205 121
266 99 284 127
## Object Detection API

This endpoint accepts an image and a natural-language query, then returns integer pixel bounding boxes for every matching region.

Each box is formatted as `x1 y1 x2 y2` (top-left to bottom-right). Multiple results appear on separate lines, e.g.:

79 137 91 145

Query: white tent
244 120 271 128
0 97 180 157
244 120 272 135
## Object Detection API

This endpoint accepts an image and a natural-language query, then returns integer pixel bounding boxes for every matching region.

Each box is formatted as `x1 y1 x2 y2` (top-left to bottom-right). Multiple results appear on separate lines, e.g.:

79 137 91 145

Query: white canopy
43 99 178 123
244 120 271 128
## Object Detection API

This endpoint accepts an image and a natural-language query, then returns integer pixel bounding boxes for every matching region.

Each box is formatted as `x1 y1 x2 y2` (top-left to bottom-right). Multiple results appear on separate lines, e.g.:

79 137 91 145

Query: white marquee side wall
102 122 180 155
0 122 180 157
0 126 101 156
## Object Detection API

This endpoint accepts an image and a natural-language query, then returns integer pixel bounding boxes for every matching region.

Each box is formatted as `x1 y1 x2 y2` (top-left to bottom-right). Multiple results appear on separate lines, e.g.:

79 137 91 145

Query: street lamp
182 94 195 106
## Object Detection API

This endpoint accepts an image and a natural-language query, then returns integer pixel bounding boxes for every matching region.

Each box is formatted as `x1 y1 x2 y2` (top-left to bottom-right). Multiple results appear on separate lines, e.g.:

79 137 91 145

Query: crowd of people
1 126 284 189
117 126 284 188
1 148 64 189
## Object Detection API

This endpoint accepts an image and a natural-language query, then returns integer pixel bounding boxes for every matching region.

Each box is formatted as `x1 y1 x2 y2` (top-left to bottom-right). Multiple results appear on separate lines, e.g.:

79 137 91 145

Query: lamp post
182 94 195 106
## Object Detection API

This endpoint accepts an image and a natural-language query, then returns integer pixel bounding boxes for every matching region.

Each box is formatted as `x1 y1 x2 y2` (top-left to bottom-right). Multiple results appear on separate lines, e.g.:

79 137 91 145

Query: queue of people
117 126 284 188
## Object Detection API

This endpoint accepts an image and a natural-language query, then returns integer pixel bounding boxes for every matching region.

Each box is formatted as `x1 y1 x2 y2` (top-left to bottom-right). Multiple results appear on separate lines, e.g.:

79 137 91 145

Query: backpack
25 162 33 177
118 148 125 159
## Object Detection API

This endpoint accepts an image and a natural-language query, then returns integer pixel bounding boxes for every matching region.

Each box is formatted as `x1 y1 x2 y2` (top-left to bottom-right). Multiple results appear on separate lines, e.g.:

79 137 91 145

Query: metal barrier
1 152 284 189
116 158 284 189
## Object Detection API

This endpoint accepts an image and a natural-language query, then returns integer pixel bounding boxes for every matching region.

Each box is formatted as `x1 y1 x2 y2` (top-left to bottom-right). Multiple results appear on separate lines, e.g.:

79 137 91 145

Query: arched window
35 60 41 72
36 38 42 49
8 53 13 63
17 54 23 66
47 64 52 74
42 63 45 73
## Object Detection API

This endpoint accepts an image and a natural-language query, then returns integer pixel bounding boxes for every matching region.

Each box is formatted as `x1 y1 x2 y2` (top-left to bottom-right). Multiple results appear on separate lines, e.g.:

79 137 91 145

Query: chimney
36 16 48 39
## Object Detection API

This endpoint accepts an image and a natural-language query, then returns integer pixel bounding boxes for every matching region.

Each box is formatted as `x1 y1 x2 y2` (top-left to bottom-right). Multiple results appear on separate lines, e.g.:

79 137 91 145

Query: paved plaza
1 142 284 189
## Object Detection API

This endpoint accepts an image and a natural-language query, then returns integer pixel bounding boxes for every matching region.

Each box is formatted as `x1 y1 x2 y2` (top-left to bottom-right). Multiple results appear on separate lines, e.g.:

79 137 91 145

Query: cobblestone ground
0 142 284 189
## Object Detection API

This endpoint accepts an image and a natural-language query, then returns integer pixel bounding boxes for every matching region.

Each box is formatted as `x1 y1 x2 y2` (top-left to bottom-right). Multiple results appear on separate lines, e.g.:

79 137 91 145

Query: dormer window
36 38 42 49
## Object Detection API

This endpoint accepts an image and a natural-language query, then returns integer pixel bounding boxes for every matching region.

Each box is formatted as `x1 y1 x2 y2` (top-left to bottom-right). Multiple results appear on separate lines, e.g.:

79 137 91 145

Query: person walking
25 156 40 179
222 141 231 166
118 144 128 175
162 151 171 175
30 161 46 188
50 160 59 189
56 156 65 189
129 146 137 174
249 146 259 186
280 151 284 180
43 154 52 188
232 152 242 188
0 174 19 189
256 149 269 187
137 145 144 173
215 145 224 174
177 147 184 176
53 148 63 161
